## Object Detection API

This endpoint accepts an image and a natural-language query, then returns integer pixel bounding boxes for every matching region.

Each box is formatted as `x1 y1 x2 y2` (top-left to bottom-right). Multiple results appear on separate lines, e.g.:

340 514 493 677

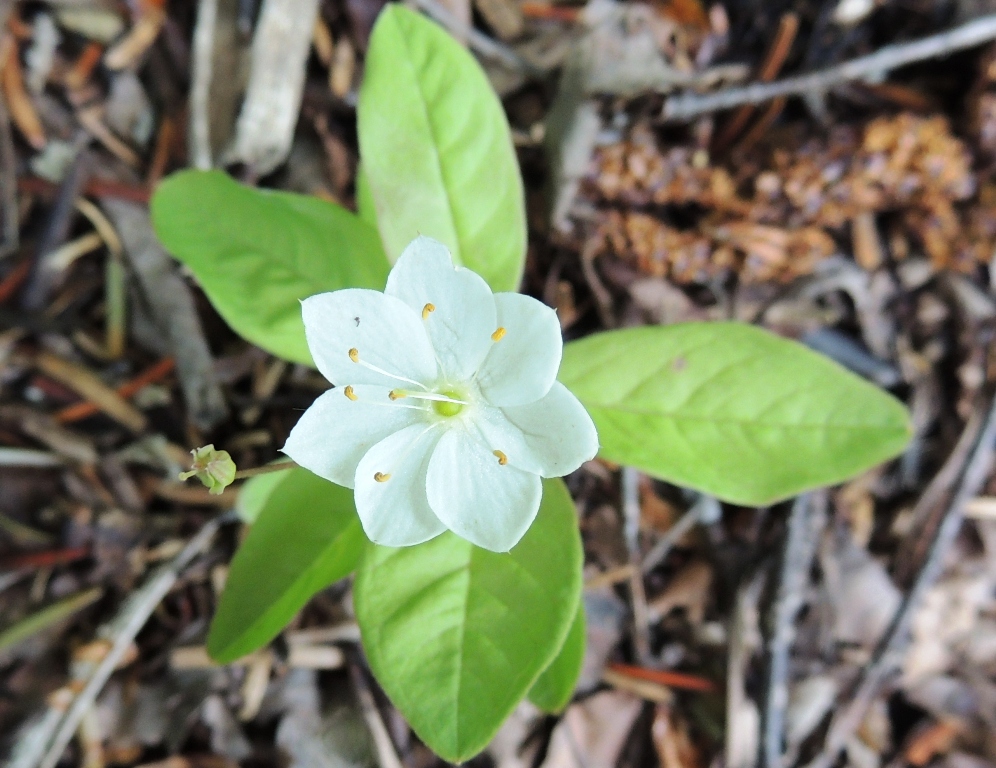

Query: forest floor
3 0 996 766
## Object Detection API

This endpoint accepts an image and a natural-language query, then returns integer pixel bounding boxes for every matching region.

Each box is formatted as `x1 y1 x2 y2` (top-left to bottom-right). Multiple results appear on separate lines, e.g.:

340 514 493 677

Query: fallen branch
664 14 996 121
412 0 539 74
642 495 722 575
761 493 827 768
0 95 17 257
804 385 996 768
622 466 652 664
9 512 233 768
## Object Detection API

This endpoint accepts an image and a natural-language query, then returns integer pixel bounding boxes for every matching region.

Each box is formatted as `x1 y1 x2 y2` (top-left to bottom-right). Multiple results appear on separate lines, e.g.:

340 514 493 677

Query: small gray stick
622 466 653 663
32 513 232 768
664 14 996 121
189 0 219 169
411 0 540 74
0 97 18 257
762 493 827 768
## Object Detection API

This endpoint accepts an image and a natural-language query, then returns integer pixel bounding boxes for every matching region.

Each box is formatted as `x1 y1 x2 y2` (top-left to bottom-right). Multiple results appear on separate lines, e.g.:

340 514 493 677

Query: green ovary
433 390 464 417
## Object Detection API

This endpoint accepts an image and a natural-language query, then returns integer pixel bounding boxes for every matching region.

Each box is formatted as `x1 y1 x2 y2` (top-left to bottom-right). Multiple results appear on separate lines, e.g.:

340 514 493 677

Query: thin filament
372 422 442 481
351 354 429 390
401 392 470 406
359 399 430 413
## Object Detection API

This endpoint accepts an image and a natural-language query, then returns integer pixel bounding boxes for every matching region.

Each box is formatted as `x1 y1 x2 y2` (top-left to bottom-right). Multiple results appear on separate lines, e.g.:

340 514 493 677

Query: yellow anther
344 385 358 401
389 389 407 400
491 327 506 342
422 303 435 319
493 450 508 466
374 472 391 483
348 348 359 363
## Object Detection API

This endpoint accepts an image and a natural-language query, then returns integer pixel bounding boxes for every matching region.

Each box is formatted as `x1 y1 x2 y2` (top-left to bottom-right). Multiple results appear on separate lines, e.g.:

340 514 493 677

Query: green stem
233 461 298 480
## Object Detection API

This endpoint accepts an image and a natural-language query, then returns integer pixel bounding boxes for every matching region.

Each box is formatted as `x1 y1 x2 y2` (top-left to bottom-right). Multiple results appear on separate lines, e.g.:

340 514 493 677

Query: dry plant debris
588 113 995 283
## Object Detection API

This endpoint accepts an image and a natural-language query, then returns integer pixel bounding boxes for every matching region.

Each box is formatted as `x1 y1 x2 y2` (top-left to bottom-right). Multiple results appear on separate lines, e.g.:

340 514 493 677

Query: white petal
385 236 497 382
426 425 542 552
281 385 425 488
354 424 446 547
302 289 437 388
473 382 599 477
475 293 563 406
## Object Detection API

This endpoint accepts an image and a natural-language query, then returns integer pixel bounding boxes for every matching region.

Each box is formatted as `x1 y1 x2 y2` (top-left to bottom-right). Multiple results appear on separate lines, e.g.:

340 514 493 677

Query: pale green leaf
0 587 103 653
355 164 377 228
151 170 390 366
208 468 365 663
358 5 526 292
528 601 585 713
354 478 582 761
234 460 295 523
559 323 912 506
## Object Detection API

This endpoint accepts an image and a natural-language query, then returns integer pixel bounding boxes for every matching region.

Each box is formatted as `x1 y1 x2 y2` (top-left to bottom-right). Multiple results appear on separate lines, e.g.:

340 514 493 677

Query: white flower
282 236 598 552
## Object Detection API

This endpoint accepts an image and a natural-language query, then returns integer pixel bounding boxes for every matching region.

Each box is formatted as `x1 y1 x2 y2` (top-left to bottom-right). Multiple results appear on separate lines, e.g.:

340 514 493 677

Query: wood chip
103 8 166 70
0 35 46 149
35 351 148 433
225 0 322 174
602 667 674 703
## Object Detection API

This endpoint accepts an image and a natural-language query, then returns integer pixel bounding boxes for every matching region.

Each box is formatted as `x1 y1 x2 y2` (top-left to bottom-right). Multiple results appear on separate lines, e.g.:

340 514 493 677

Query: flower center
433 390 464 417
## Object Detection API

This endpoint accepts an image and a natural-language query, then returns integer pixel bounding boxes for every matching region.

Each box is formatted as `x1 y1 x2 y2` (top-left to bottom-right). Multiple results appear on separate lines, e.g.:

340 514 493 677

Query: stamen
422 303 435 319
344 385 358 401
491 327 506 342
362 401 430 412
493 450 508 466
389 390 407 400
345 348 429 390
404 392 470 405
369 423 442 486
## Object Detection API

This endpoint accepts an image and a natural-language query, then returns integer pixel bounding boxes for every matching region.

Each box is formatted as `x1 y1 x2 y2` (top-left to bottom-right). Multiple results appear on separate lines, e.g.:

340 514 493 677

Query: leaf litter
3 0 996 766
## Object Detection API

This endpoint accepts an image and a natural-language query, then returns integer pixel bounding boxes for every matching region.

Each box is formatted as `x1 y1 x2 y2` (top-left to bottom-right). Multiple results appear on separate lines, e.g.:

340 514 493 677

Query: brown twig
607 662 717 693
730 97 788 155
55 357 175 424
0 94 17 256
664 14 996 121
520 2 579 22
0 547 89 571
0 36 45 150
805 385 996 768
23 512 233 768
712 14 798 153
18 176 152 205
20 138 91 311
0 256 30 303
35 351 148 433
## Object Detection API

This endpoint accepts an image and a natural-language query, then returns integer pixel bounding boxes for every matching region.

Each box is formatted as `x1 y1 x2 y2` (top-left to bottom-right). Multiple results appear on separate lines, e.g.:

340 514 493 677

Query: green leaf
559 323 912 506
355 164 378 228
151 170 390 366
208 468 365 663
354 478 582 761
358 5 526 292
528 601 585 713
235 460 295 523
